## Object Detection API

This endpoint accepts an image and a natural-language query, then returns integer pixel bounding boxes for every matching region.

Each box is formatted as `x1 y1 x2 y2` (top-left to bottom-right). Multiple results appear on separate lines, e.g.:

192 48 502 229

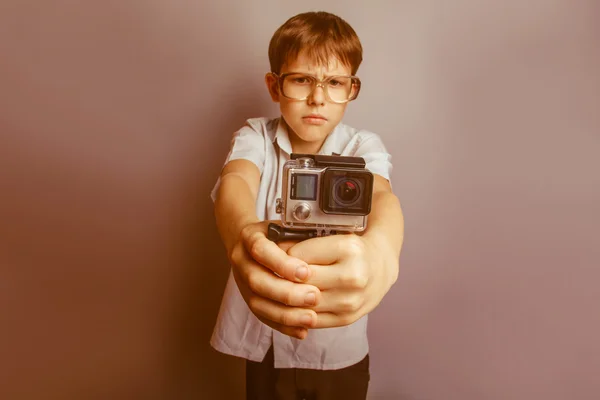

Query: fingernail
300 314 313 327
295 265 308 280
297 330 308 340
304 292 316 306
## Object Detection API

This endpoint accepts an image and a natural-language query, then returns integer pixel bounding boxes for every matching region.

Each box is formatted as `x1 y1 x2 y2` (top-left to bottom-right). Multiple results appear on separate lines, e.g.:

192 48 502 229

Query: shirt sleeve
353 132 393 182
210 120 266 202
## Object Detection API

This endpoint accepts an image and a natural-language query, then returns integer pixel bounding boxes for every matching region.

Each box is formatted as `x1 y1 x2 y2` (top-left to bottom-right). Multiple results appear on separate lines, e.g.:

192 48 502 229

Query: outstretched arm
214 159 323 339
284 174 405 327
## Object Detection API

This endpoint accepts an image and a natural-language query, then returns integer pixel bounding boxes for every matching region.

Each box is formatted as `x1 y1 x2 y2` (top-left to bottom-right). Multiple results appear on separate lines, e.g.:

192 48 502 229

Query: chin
293 127 329 143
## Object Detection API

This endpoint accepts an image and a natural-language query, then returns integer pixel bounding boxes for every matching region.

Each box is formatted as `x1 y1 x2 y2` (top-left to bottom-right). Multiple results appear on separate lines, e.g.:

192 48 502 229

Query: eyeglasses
271 72 361 104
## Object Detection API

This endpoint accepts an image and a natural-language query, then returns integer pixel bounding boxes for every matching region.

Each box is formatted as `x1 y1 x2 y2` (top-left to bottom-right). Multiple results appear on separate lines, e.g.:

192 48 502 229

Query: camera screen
291 173 317 201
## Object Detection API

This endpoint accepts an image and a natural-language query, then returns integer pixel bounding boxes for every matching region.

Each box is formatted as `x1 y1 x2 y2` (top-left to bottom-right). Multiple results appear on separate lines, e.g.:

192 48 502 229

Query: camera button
293 203 312 221
296 157 315 168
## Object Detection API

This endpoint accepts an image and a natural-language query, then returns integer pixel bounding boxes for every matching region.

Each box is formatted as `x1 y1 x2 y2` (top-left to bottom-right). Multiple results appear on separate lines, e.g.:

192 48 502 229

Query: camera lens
333 179 360 205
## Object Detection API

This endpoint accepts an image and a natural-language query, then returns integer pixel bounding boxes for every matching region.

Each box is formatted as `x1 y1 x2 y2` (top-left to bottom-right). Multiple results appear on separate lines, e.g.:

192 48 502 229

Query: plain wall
1 1 598 399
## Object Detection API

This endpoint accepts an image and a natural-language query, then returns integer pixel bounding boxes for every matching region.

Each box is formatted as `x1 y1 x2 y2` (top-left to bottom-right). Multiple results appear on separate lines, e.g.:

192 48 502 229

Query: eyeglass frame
270 72 362 104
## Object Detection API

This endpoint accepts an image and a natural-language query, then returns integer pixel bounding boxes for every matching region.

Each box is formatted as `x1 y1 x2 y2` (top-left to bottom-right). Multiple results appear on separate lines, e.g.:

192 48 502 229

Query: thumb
277 240 299 253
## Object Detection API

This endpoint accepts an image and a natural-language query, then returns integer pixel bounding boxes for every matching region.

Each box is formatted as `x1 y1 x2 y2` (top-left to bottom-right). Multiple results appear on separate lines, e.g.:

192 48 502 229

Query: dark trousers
246 346 370 400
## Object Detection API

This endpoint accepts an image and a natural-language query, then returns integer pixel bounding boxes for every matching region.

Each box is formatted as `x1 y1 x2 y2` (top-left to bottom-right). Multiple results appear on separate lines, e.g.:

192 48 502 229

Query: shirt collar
272 117 292 155
318 124 343 156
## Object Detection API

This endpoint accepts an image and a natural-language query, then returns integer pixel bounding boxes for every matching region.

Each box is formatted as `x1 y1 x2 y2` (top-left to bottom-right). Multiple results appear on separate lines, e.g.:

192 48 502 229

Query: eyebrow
286 71 351 77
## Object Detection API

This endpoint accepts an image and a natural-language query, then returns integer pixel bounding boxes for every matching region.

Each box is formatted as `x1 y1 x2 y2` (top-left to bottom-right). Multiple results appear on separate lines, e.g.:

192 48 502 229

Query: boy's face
265 51 354 153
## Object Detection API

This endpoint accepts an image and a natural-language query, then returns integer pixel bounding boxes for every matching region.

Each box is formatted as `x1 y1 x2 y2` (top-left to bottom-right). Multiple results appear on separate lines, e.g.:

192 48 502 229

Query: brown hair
268 11 363 75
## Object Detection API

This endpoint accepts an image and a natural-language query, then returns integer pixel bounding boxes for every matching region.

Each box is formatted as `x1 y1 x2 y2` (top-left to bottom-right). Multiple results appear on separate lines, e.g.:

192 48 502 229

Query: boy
210 11 404 400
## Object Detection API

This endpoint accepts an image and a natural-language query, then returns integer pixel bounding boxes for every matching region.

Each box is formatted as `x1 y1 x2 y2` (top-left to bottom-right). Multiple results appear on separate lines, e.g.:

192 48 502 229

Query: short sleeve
224 121 267 173
210 120 267 202
353 132 393 181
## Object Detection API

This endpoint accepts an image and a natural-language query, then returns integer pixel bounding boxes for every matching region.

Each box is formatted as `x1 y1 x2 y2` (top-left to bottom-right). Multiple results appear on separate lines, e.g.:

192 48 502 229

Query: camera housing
275 153 374 236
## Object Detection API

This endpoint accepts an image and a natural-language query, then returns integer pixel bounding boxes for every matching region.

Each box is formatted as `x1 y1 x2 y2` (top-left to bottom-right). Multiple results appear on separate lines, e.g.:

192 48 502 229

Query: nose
308 83 326 106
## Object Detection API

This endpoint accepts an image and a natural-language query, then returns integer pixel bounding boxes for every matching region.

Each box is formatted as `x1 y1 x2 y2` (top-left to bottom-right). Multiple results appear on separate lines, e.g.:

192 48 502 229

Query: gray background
1 0 598 399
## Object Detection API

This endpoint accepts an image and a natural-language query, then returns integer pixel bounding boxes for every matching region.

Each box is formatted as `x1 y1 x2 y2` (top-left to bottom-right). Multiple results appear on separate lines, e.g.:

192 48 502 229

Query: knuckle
282 291 293 306
231 257 249 286
286 244 301 258
249 235 266 260
240 224 253 242
337 313 357 327
231 242 248 264
246 272 259 293
339 295 362 314
344 236 365 256
355 270 369 288
280 311 293 327
247 294 261 313
340 269 368 289
229 245 241 265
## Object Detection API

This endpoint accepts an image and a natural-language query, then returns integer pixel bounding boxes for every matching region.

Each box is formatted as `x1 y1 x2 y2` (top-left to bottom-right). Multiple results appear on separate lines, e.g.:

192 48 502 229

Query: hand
285 233 397 328
228 221 323 339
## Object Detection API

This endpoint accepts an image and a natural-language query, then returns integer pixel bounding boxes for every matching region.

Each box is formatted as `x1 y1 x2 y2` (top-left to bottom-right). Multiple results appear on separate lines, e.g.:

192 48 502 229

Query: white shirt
210 117 393 370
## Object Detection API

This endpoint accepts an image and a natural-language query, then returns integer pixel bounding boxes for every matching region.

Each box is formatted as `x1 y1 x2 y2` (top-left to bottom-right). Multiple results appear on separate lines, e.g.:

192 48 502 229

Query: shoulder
336 122 393 180
224 117 280 173
335 122 390 155
237 117 278 137
228 117 279 152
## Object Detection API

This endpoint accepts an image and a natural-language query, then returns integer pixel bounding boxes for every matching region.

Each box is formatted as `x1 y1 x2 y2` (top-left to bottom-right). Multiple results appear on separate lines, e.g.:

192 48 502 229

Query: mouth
303 114 327 121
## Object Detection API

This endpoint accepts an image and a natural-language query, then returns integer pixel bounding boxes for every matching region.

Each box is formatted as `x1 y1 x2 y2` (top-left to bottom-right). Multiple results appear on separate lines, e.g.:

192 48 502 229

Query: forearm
214 173 260 257
363 190 404 285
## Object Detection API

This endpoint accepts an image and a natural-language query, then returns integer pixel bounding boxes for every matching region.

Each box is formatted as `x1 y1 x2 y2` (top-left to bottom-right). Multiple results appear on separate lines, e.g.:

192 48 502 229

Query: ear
265 73 280 102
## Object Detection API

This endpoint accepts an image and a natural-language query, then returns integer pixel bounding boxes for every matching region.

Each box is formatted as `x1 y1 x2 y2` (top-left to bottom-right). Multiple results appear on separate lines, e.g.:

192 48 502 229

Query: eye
328 77 349 87
293 76 311 84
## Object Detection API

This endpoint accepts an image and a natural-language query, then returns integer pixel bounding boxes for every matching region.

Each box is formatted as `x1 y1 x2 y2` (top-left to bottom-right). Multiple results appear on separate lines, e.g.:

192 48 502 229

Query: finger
257 316 309 340
303 263 369 292
249 294 318 331
277 240 298 253
233 267 313 340
286 233 362 265
311 311 361 329
233 245 321 307
243 228 311 282
307 289 365 315
245 261 322 307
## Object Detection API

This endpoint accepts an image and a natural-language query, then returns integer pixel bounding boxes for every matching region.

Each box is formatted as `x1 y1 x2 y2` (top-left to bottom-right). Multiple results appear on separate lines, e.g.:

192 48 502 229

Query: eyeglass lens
281 73 358 102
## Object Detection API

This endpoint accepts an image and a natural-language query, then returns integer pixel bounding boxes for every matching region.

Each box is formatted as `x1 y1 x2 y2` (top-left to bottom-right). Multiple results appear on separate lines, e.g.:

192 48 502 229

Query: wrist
229 217 259 252
362 229 400 288
216 209 258 258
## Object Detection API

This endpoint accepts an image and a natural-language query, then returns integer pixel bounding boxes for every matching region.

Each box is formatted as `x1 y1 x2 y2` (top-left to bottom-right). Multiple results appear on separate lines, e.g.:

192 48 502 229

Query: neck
289 136 324 155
